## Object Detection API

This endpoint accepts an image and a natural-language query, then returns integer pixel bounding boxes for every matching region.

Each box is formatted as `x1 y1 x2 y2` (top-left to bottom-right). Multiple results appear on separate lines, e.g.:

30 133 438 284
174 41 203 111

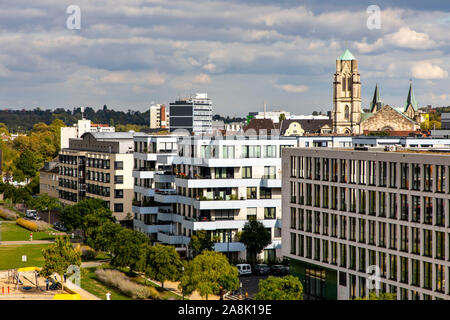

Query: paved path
64 280 101 300
0 240 55 246
81 260 110 268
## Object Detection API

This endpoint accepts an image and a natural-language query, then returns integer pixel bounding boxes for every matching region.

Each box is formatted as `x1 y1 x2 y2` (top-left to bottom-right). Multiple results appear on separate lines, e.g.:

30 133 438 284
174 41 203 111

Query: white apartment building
149 103 169 129
133 133 298 260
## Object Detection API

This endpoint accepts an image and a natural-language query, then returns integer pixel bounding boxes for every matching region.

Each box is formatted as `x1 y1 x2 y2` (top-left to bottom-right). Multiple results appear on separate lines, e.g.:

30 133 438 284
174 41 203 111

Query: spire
369 84 382 112
339 49 356 61
404 81 418 112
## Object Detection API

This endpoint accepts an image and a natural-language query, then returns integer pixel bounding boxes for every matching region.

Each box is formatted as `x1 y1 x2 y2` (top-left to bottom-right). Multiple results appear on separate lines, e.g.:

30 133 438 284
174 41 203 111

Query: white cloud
385 27 437 49
275 84 308 93
412 61 448 79
193 73 211 83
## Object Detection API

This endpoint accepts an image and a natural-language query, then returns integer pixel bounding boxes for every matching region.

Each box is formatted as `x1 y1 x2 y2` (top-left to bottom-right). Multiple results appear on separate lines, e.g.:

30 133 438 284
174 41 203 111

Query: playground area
0 267 79 300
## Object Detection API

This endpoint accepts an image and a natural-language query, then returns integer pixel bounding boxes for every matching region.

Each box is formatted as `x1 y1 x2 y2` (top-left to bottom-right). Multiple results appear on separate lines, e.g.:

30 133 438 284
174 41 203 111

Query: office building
283 147 450 300
169 93 213 134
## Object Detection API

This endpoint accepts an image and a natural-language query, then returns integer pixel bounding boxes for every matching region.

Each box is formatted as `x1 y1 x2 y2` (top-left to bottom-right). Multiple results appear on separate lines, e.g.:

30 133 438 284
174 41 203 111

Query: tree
188 230 214 257
254 275 303 300
279 113 286 122
86 221 123 253
28 194 61 225
110 228 149 273
240 219 271 265
59 198 114 235
13 149 42 183
145 244 183 288
179 251 239 300
354 292 397 300
41 236 82 291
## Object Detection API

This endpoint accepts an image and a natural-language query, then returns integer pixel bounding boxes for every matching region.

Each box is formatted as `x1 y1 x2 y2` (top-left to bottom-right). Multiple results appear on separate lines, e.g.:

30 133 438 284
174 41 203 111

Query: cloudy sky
0 0 450 116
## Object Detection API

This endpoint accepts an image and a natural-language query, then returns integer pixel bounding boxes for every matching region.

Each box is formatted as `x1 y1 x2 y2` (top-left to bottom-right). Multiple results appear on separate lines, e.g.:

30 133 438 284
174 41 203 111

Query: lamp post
182 266 185 300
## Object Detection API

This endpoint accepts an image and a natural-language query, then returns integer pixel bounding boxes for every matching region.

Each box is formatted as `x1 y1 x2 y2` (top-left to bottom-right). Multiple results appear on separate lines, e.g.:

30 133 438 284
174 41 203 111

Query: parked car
270 264 289 276
253 264 271 275
236 264 252 276
25 210 40 220
53 222 67 232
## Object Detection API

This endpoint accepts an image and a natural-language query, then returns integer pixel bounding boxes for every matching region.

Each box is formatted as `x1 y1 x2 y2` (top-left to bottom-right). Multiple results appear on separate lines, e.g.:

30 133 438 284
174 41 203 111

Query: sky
0 0 450 116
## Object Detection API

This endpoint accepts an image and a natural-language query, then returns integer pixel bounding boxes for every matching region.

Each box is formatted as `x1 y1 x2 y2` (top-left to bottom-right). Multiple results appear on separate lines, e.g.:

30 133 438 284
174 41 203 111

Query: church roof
339 49 356 61
403 83 418 112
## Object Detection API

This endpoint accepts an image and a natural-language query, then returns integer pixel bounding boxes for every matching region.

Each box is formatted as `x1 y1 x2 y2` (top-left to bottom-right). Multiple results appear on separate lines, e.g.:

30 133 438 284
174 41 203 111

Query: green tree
110 228 149 273
188 230 214 257
254 275 303 300
13 149 42 182
279 113 286 122
41 236 82 290
354 292 397 300
59 198 114 235
179 251 239 300
86 221 123 253
28 194 61 225
145 244 183 288
240 219 271 265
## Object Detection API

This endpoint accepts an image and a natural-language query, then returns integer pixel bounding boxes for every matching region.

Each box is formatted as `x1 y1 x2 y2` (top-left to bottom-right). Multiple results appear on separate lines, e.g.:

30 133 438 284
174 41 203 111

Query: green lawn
81 267 132 300
0 244 51 270
0 222 55 241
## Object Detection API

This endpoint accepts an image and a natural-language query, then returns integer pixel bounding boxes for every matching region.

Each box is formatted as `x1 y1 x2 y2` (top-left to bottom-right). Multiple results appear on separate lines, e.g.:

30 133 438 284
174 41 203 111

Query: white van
236 264 252 276
26 210 40 220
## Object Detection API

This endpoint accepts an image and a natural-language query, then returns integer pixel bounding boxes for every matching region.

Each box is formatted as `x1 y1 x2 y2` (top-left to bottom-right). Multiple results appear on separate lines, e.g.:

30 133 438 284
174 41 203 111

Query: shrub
95 269 158 299
35 220 50 232
0 209 17 220
81 248 97 261
16 218 38 232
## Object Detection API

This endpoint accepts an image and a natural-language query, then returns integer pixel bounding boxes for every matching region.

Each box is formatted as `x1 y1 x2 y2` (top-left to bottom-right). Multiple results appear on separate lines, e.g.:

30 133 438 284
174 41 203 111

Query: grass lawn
81 267 132 300
0 222 55 241
0 244 51 270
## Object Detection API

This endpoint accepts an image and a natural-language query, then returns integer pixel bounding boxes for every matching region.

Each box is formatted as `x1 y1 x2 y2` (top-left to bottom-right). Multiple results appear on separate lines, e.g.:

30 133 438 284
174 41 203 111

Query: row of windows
290 157 448 193
59 166 78 178
60 155 78 165
290 209 448 259
58 178 77 190
291 234 448 295
290 183 448 227
59 190 77 202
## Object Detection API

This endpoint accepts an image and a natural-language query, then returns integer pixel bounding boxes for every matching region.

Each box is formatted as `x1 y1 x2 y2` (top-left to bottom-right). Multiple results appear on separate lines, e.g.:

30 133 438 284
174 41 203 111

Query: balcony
133 170 159 179
213 242 246 252
157 232 190 245
132 205 158 214
182 218 279 231
134 185 155 197
134 152 158 161
134 219 172 233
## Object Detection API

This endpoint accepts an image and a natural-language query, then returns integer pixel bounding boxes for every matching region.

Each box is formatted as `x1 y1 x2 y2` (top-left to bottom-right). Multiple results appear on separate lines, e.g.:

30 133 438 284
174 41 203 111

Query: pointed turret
339 49 356 61
369 84 383 112
404 82 418 112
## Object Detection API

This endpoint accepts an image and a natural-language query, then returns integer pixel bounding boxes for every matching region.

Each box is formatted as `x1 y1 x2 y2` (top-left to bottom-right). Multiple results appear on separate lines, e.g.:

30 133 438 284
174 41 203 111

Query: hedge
16 218 38 232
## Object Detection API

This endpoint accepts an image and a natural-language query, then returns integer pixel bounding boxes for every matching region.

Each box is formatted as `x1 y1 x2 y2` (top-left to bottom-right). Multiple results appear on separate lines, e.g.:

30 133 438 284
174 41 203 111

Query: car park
253 264 271 275
236 264 252 276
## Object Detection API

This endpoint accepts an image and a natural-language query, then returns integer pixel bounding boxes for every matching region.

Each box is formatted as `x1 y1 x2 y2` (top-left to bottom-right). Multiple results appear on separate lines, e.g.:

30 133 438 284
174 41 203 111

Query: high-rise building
283 147 450 300
169 93 213 134
60 118 115 149
149 104 169 129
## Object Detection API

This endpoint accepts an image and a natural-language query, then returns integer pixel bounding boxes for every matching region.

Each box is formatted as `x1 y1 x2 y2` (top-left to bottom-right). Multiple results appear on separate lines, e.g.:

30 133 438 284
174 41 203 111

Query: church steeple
404 81 418 112
369 84 383 112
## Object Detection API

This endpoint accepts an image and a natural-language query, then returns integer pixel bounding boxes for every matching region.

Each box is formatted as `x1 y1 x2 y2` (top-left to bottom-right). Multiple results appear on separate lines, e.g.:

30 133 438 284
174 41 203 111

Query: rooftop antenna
80 107 85 120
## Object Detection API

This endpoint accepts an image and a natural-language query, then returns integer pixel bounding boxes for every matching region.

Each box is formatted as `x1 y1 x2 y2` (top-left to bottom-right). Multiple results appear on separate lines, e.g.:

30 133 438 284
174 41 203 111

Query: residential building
133 133 297 260
39 157 59 198
283 147 450 300
58 132 134 225
169 93 213 134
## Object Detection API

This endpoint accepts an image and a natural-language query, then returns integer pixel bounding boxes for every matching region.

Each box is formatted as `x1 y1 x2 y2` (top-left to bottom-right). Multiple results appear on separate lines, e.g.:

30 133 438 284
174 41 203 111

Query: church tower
332 49 361 134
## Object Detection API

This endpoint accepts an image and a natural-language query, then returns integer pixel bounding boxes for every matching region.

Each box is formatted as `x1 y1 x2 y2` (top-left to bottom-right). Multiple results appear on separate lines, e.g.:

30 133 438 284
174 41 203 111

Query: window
411 259 420 287
400 163 409 189
290 207 296 229
263 166 276 179
114 175 123 184
264 207 276 219
423 262 432 289
424 197 432 225
263 145 276 158
290 233 296 255
222 145 235 159
400 225 408 252
247 187 257 199
260 187 272 199
424 164 433 192
114 161 123 170
242 167 252 179
242 145 260 158
436 165 446 193
436 231 445 260
114 189 124 198
114 203 124 212
423 229 432 257
389 162 397 188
